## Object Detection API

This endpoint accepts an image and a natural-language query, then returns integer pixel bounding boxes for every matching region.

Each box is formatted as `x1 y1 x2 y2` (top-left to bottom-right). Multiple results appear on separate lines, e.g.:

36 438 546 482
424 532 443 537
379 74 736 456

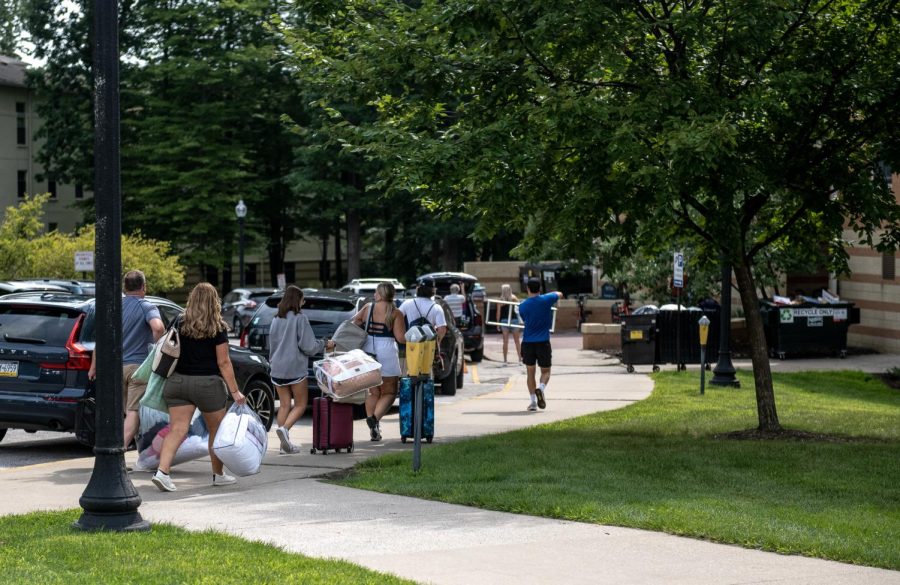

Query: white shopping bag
212 403 268 476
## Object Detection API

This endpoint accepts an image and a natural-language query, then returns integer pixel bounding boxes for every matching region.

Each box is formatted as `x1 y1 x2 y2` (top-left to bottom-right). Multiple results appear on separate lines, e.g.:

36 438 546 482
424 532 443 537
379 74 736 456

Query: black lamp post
235 199 247 287
711 256 740 388
75 0 149 532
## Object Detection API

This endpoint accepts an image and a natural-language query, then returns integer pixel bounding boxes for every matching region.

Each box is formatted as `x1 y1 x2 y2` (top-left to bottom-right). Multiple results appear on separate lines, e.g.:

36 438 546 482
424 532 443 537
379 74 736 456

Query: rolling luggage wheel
652 365 660 373
401 437 408 444
426 437 433 444
626 365 635 373
348 443 354 452
309 448 316 454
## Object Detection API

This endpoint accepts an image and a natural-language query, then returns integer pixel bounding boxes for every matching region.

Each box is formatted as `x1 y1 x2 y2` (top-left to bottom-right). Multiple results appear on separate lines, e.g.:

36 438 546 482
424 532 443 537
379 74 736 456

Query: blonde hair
181 282 227 338
376 282 396 325
500 284 514 302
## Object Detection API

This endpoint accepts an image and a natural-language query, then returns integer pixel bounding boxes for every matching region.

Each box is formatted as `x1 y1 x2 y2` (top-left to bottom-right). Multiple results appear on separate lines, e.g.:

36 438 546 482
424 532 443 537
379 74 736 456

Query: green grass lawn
0 510 413 585
338 370 900 569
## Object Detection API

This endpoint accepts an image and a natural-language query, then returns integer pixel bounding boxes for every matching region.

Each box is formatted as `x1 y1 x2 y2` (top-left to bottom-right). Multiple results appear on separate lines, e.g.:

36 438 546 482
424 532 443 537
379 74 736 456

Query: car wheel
0 428 6 443
441 373 457 396
470 346 483 363
242 379 275 431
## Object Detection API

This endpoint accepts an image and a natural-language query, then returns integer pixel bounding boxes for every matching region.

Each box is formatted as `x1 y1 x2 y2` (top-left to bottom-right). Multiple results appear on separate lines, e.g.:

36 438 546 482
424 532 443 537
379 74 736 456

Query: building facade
0 56 85 234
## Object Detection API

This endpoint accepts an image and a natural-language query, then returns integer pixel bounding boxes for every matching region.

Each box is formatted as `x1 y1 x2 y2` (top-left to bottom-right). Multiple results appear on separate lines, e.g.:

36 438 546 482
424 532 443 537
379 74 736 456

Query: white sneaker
212 473 237 486
276 426 292 452
279 444 301 455
151 470 176 492
527 403 538 412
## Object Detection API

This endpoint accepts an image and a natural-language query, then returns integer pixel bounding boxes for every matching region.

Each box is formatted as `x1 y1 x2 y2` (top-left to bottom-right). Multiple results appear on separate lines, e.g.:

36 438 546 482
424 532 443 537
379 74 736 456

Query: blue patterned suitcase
398 376 434 443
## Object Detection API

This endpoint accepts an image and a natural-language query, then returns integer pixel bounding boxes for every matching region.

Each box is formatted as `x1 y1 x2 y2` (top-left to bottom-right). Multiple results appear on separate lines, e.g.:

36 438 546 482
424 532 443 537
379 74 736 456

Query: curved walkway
1 335 897 584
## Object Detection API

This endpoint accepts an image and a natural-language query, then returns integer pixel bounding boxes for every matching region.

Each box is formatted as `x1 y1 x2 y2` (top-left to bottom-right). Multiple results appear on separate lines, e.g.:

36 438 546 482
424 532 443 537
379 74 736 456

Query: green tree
284 0 900 431
0 194 185 294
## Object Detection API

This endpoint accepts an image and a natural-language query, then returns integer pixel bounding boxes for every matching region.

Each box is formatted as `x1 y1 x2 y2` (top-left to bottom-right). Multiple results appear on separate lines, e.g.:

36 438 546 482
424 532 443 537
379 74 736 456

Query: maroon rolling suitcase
310 396 354 454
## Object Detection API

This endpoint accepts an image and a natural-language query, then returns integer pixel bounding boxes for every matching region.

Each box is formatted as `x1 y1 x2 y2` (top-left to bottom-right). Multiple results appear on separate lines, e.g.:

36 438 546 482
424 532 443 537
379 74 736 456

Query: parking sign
673 252 684 288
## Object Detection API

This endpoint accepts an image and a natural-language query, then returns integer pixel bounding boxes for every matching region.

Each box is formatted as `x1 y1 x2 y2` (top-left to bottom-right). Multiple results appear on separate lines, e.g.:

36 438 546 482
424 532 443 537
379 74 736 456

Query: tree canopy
284 0 900 430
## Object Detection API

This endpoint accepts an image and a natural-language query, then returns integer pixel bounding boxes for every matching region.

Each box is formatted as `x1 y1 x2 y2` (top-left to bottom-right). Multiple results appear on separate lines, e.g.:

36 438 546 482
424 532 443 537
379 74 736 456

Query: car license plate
629 330 644 340
0 360 19 377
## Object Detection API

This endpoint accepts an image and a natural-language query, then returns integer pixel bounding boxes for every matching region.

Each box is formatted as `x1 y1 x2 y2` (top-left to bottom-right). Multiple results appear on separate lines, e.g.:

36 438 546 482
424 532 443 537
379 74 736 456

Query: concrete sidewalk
1 337 898 584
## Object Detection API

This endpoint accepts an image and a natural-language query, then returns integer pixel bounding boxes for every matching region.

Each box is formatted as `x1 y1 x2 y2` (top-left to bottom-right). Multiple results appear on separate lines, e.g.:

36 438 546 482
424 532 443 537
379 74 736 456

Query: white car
340 278 407 300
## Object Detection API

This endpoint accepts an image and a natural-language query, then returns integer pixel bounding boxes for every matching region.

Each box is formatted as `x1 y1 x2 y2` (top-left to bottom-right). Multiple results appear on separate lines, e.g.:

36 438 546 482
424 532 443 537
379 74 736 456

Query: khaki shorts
123 364 146 413
163 373 228 413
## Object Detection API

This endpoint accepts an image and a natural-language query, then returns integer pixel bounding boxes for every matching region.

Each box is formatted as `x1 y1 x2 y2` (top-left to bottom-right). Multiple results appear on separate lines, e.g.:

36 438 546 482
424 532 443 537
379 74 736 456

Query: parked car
221 287 279 336
416 272 484 362
429 298 466 396
0 281 70 296
9 279 96 296
340 278 407 301
0 292 275 447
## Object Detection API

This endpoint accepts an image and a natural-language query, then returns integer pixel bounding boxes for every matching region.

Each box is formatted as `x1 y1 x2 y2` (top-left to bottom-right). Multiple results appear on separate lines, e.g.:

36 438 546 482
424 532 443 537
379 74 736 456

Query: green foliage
0 509 414 584
341 370 900 569
0 195 184 294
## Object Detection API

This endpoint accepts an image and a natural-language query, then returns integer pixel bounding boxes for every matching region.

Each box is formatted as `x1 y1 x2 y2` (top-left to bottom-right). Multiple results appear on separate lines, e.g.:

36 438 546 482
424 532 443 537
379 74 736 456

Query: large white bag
314 349 383 399
136 406 209 469
212 403 268 476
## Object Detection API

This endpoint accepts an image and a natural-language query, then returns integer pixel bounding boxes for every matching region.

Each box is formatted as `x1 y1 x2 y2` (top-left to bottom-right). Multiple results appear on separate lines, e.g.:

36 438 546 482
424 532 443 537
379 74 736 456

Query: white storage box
314 349 383 399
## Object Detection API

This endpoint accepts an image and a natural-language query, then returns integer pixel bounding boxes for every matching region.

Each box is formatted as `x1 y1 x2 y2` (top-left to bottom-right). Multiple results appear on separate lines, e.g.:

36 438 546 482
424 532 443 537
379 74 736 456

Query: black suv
427 298 466 396
417 272 484 362
0 292 275 446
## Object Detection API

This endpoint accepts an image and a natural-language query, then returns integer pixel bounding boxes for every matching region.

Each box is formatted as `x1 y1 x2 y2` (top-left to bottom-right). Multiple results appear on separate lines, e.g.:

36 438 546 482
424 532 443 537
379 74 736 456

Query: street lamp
75 0 149 532
711 256 740 388
235 199 247 287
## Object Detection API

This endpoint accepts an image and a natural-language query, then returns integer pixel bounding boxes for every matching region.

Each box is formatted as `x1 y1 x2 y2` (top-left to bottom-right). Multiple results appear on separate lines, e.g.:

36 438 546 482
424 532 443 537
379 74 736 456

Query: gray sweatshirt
267 311 326 379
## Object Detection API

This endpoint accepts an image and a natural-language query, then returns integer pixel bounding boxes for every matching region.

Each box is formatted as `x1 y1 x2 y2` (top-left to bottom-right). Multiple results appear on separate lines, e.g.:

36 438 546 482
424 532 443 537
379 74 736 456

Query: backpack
405 300 437 342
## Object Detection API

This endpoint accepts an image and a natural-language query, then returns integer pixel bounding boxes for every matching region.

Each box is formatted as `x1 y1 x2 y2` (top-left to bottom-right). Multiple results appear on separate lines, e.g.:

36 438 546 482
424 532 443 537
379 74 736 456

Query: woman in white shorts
352 282 406 441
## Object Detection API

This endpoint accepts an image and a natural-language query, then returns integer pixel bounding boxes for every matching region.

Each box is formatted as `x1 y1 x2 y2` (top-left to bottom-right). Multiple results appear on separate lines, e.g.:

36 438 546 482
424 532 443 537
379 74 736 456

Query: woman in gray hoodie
268 285 334 453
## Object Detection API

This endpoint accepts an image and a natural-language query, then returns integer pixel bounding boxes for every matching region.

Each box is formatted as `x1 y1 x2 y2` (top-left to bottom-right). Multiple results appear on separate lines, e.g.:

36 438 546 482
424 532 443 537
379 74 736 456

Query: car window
0 306 82 345
249 293 271 303
223 292 237 304
304 298 357 312
155 304 182 328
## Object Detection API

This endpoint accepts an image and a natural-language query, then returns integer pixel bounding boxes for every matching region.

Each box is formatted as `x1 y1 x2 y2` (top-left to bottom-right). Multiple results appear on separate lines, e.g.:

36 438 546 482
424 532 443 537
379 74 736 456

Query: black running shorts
521 341 552 368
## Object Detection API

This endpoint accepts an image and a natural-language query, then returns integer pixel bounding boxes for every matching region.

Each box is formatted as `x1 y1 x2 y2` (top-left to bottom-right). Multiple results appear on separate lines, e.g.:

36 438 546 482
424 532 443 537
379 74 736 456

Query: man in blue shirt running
516 278 562 411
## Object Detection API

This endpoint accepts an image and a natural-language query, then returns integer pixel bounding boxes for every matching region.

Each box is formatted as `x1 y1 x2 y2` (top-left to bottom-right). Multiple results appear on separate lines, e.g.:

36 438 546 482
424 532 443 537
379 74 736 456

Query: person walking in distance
443 283 466 321
268 285 335 454
88 270 164 452
151 283 247 492
517 278 562 411
495 283 522 363
351 282 405 441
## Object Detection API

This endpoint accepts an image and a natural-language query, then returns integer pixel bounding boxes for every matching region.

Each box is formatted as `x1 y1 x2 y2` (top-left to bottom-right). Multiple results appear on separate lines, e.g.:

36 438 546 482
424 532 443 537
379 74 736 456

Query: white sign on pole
276 273 286 290
74 251 95 272
673 252 684 288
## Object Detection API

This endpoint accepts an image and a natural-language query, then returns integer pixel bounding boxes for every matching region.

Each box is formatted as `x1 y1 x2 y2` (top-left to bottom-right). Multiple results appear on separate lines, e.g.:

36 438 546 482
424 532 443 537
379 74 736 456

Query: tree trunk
441 235 458 271
733 259 781 431
334 220 343 286
268 224 284 288
346 210 361 280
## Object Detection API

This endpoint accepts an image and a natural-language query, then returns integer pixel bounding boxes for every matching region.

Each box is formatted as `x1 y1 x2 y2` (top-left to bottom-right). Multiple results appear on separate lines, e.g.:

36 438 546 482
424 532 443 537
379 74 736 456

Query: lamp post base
711 351 741 387
74 447 150 532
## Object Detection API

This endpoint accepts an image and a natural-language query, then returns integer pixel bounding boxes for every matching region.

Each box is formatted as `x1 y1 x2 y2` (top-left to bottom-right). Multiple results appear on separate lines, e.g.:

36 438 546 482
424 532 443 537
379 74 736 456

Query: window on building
884 251 896 280
17 170 27 198
283 262 296 285
16 102 26 145
245 263 258 286
75 184 84 199
48 180 57 198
